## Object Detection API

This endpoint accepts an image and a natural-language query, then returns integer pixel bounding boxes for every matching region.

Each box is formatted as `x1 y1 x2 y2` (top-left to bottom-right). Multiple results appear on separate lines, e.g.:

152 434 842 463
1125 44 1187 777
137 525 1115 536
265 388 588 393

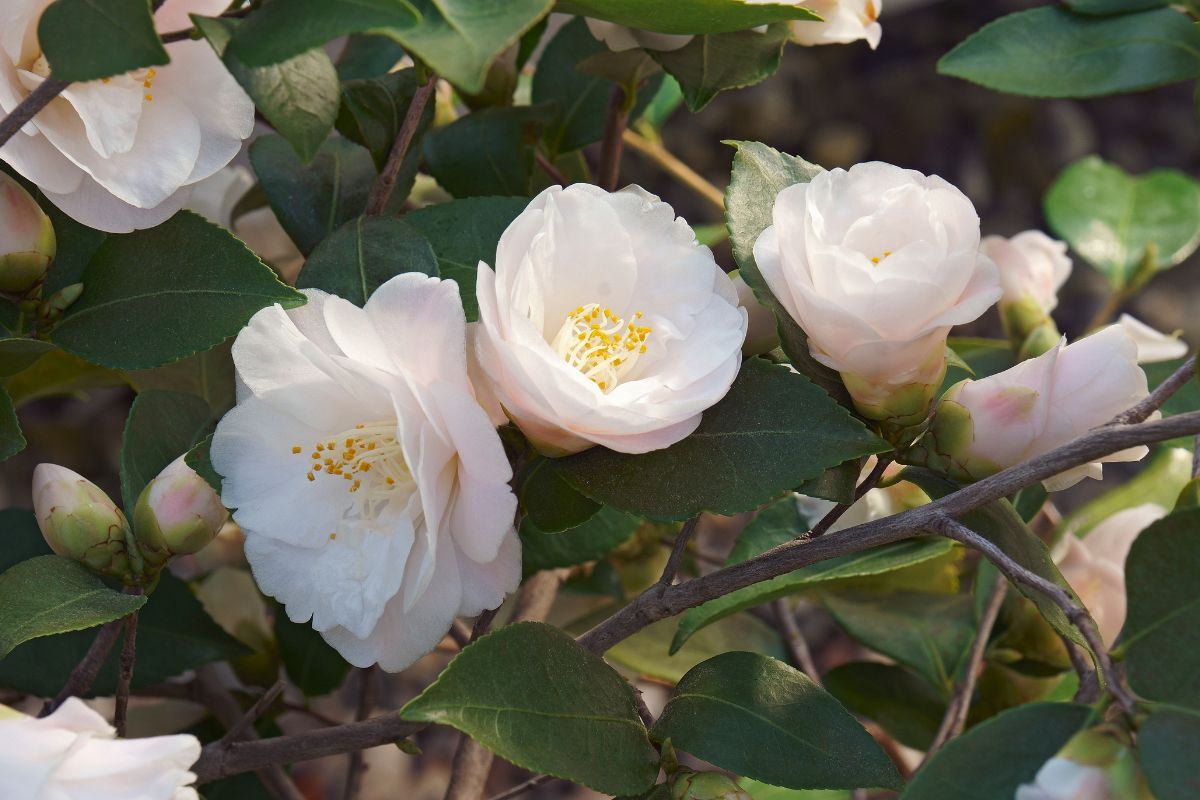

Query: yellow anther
144 94 153 102
292 446 302 454
306 472 315 482
146 68 156 79
329 532 337 540
313 464 322 472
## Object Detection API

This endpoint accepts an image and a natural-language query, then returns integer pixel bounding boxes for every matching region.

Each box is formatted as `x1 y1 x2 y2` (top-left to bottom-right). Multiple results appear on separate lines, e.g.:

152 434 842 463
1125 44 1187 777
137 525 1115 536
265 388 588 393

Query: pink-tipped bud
0 173 55 294
32 463 134 581
133 456 227 565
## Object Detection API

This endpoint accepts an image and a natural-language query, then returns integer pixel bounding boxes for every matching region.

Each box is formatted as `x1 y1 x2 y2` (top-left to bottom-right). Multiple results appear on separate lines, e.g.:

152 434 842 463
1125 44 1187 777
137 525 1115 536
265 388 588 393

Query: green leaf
1137 706 1200 800
651 652 902 791
51 212 304 370
126 343 236 420
423 106 552 198
741 781 850 800
520 506 640 573
336 34 408 80
1056 445 1192 538
296 216 438 306
37 0 168 82
389 0 554 94
672 498 955 651
1146 358 1200 418
0 386 23 461
336 68 436 172
4 350 126 407
824 662 946 751
938 6 1200 98
120 390 216 510
651 25 789 112
554 359 888 521
824 591 974 692
557 0 817 33
1043 156 1200 286
943 337 1015 388
902 703 1091 800
249 135 378 255
1121 508 1200 709
0 556 145 658
274 607 351 697
519 457 601 533
1065 0 1168 13
405 197 529 321
226 0 420 67
195 17 340 164
794 459 862 504
401 621 659 795
0 339 60 378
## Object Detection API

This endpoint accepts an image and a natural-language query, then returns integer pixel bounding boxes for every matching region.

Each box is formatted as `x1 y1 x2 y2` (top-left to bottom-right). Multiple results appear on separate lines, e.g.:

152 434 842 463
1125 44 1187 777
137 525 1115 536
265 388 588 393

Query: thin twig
341 667 378 800
598 86 629 191
1065 639 1101 704
772 598 821 685
113 604 141 737
622 128 725 213
930 515 1137 715
364 74 437 215
221 680 286 747
0 77 68 150
42 619 123 716
660 537 723 567
806 457 892 539
484 774 554 800
657 517 700 595
534 150 569 187
1111 354 1196 424
922 576 1007 760
1193 433 1200 479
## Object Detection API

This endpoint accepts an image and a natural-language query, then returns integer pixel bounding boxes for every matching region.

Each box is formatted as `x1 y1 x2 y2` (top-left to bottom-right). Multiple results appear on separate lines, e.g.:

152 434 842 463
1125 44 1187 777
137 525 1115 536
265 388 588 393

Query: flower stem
113 608 139 737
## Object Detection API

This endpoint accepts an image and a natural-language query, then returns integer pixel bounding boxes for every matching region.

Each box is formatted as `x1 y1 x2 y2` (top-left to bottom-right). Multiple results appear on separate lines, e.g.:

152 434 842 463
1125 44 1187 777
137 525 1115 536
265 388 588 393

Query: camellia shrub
1 0 1199 798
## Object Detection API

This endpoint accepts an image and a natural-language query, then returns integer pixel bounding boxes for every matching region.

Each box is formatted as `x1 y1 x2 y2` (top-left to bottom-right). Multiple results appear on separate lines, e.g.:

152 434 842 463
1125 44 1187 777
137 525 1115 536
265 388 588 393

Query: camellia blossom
0 0 254 232
981 230 1071 357
474 184 747 456
0 698 201 800
791 0 882 49
1017 729 1152 800
1055 503 1166 645
212 273 520 671
911 326 1151 490
1115 314 1188 364
754 161 1000 430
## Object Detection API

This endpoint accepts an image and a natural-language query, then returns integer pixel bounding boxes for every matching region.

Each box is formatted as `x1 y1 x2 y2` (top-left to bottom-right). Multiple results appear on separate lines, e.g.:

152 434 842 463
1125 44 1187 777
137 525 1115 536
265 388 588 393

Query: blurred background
2 1 1196 797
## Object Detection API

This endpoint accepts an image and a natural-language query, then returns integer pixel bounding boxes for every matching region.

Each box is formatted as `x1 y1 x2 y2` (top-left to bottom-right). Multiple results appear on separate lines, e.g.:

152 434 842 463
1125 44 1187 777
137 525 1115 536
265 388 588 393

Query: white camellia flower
913 326 1151 490
1055 503 1167 645
585 19 694 52
212 273 520 671
754 161 1000 430
1017 729 1151 800
0 698 201 800
981 230 1072 315
0 0 254 233
1017 758 1118 800
1114 313 1188 364
791 0 882 49
474 184 748 456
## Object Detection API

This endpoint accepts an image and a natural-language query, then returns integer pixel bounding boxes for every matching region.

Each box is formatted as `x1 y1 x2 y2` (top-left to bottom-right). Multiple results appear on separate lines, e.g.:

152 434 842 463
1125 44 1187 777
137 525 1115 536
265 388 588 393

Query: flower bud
981 231 1070 358
0 172 55 293
1017 729 1153 800
730 271 780 357
133 456 228 568
670 770 751 800
32 464 135 582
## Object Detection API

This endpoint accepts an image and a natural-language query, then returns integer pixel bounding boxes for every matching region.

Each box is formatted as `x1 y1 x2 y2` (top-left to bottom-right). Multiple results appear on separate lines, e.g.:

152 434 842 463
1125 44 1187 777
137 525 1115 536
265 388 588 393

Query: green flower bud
0 173 55 294
133 455 228 569
32 463 136 582
842 353 947 445
1017 319 1061 360
670 770 750 800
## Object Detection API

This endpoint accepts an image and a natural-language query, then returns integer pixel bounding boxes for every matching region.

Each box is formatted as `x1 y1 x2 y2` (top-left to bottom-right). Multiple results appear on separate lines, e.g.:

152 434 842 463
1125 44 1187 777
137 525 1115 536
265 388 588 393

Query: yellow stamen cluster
291 420 415 521
142 67 156 102
551 303 651 393
869 249 894 265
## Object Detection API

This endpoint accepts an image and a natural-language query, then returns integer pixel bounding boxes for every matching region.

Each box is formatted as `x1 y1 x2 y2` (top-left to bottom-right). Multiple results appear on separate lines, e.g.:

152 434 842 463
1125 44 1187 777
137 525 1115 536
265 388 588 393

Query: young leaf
296 216 438 306
824 662 947 751
401 622 659 796
903 703 1091 799
405 196 529 321
520 506 641 574
556 0 817 32
1043 156 1200 287
0 556 146 658
554 358 889 521
1121 508 1200 709
226 0 420 67
650 25 789 112
336 68 436 171
938 6 1200 98
651 652 902 791
37 0 168 82
120 390 214 510
423 106 553 198
1137 706 1200 800
50 212 304 370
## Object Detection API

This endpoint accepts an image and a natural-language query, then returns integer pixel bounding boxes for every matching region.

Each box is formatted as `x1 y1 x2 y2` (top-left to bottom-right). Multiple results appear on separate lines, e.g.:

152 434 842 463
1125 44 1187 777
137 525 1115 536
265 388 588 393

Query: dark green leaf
825 662 946 751
902 703 1091 800
0 386 23 461
274 607 350 697
1122 508 1200 709
227 0 419 67
1043 156 1200 286
296 216 438 306
336 34 407 80
1065 0 1168 13
423 106 552 198
185 434 222 496
794 459 862 504
0 556 145 658
120 390 215 510
651 25 789 112
651 651 902 791
1138 706 1200 800
405 196 529 321
519 457 601 533
401 621 659 795
0 339 57 377
195 17 340 164
938 6 1200 98
520 506 640 573
38 0 167 82
336 68 436 172
555 359 888 521
126 343 236 421
249 135 378 255
51 212 304 369
556 0 817 32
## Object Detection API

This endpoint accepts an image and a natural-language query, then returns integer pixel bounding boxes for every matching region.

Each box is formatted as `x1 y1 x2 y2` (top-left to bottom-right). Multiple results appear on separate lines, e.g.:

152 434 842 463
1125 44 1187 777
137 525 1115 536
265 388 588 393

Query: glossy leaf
1065 0 1168 12
519 457 602 533
423 106 552 198
824 662 946 751
296 216 438 306
651 25 789 112
520 506 640 574
38 0 167 82
1138 707 1200 800
557 0 816 33
227 0 420 67
651 652 902 791
120 390 215 510
51 212 304 369
402 622 659 795
336 34 408 80
938 7 1200 98
555 359 888 521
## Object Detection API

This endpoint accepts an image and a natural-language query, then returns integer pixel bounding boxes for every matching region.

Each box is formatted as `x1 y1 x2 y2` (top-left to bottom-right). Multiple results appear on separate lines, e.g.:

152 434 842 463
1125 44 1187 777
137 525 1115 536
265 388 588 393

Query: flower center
291 420 416 533
550 303 651 393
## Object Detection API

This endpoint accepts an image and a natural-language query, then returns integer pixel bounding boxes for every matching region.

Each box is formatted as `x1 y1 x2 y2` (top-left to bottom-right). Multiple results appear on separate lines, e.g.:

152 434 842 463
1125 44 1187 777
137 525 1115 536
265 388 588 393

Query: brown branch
922 575 1007 760
535 150 569 187
0 77 68 150
113 606 140 737
42 619 123 716
1111 354 1196 425
1066 639 1101 704
341 667 378 800
622 129 725 214
364 74 437 215
657 517 699 595
598 86 629 191
772 598 821 685
221 679 285 747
